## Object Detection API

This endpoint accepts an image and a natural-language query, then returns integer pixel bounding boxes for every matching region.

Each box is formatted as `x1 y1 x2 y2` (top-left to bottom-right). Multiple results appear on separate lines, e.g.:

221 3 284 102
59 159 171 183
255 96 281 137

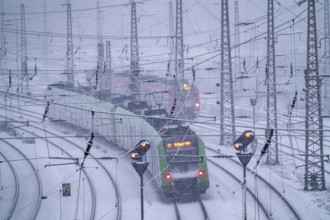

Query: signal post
130 140 151 220
234 130 255 220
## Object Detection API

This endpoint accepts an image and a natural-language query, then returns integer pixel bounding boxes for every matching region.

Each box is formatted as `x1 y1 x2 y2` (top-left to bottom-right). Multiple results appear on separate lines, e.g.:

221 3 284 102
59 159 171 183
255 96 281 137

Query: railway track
206 158 271 219
0 152 19 220
205 144 303 220
0 139 42 220
192 111 303 219
0 107 122 220
173 197 208 220
192 114 330 176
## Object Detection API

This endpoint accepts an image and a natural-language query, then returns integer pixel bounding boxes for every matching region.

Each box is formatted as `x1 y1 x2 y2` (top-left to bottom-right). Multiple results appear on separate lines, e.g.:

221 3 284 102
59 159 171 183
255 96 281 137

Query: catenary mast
175 0 184 83
129 0 140 100
323 0 330 108
97 1 104 74
219 0 235 145
66 1 74 85
304 0 325 191
266 0 279 164
21 4 29 94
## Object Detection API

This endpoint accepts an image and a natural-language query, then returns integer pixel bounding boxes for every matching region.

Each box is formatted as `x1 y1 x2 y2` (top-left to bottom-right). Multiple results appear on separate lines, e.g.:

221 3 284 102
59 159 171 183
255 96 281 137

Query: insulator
42 102 50 122
289 91 297 115
260 129 273 156
84 132 94 158
100 156 116 161
9 70 12 87
95 70 99 90
192 66 196 81
256 57 259 68
170 97 177 117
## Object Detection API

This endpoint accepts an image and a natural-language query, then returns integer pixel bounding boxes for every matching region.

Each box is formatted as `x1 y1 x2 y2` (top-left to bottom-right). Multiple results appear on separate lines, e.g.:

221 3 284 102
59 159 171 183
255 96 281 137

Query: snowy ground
1 89 330 220
1 0 330 219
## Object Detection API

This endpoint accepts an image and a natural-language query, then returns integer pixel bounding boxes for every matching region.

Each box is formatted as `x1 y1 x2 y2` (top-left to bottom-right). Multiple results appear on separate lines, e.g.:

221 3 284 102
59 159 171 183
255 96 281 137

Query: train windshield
163 136 199 165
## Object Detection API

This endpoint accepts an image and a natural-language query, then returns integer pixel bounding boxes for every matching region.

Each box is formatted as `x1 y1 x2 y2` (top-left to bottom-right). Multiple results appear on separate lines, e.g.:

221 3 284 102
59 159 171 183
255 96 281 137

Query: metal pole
243 165 247 220
140 174 144 220
253 106 256 132
59 190 62 220
83 177 85 220
0 161 3 190
236 153 253 220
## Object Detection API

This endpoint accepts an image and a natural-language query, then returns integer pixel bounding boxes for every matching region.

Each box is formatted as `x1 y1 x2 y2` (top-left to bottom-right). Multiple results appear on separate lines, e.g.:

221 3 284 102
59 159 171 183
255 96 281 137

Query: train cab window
163 136 198 164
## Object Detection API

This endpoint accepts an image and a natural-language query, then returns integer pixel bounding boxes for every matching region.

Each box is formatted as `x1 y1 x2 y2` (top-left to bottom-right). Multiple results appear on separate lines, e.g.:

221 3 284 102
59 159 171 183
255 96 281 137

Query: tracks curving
173 197 208 220
0 139 42 220
206 145 303 220
0 152 19 220
0 105 122 220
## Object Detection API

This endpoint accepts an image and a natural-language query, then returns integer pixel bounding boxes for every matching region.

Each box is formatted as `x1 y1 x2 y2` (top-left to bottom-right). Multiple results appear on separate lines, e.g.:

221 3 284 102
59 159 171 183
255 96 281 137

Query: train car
45 82 209 197
85 72 200 119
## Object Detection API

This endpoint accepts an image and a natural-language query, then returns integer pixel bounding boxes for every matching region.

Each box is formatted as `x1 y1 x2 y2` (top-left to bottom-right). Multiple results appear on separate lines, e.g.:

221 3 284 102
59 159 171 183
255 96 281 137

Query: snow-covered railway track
0 139 42 220
192 117 330 176
206 145 303 220
173 197 208 220
0 152 19 220
0 106 122 220
236 119 330 175
206 158 270 219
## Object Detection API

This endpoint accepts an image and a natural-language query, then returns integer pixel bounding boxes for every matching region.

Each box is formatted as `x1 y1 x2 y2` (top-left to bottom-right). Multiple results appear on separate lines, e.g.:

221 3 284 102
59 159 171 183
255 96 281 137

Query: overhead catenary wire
1 89 330 134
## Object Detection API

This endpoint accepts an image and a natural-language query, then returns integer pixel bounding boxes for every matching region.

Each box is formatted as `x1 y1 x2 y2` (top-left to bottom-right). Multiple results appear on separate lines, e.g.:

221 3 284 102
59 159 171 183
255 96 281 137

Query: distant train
85 72 200 119
45 82 209 196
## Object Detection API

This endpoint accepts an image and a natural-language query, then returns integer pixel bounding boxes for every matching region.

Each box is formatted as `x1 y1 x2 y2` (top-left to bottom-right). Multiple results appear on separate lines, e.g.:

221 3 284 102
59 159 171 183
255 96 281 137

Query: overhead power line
3 1 149 16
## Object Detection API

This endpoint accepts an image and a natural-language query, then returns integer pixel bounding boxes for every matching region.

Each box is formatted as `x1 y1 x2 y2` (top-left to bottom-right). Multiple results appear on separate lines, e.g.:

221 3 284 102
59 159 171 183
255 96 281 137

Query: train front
160 126 209 197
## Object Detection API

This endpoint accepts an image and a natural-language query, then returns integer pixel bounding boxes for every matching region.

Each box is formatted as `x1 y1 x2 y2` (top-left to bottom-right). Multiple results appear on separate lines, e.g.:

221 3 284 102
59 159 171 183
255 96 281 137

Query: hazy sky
1 0 326 76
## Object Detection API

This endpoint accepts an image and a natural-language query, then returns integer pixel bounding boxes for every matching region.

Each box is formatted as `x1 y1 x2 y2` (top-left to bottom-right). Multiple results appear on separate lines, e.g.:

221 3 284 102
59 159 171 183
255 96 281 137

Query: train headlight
183 84 191 90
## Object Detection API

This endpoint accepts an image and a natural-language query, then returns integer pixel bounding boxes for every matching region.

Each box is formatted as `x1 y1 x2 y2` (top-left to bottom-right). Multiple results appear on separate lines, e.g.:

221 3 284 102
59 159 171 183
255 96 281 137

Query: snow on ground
193 92 330 220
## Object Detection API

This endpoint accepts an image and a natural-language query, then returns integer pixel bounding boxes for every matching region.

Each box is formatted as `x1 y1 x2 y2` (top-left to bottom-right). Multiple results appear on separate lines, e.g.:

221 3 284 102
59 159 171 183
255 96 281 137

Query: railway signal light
234 130 255 151
165 172 171 181
130 140 151 161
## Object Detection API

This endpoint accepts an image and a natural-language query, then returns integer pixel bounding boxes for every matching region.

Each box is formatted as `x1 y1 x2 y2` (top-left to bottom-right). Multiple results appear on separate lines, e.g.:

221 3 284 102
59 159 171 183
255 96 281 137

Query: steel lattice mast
130 0 140 98
234 1 241 86
175 0 184 83
0 0 4 78
43 1 48 65
106 40 111 73
304 0 325 191
66 1 74 84
324 0 330 103
97 1 104 73
21 4 29 94
105 40 111 96
266 0 278 164
168 1 174 74
219 0 235 145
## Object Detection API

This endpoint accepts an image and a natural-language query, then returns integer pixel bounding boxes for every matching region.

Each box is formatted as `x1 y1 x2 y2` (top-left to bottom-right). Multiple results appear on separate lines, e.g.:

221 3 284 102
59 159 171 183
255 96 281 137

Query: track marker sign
62 183 71 196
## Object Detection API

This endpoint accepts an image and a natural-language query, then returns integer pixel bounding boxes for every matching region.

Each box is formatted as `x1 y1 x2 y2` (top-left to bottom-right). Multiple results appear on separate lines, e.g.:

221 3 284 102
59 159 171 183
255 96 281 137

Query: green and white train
45 83 209 196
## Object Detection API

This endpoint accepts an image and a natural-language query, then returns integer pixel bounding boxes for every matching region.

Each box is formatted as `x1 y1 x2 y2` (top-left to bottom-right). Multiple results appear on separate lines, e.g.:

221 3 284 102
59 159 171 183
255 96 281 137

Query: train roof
159 125 195 137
